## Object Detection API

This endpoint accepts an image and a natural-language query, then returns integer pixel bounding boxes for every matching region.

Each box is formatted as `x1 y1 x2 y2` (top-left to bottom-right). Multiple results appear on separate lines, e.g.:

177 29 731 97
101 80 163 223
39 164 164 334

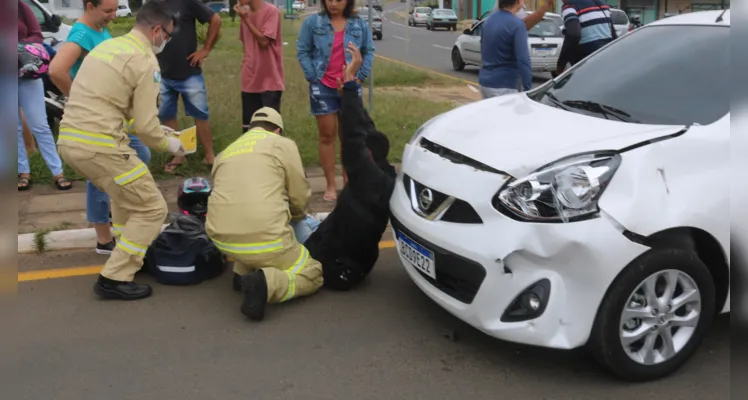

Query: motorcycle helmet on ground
18 42 50 79
177 177 212 221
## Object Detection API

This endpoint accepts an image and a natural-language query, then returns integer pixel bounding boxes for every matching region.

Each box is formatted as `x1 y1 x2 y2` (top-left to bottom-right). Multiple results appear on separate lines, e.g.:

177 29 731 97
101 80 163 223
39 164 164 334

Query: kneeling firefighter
206 108 323 321
56 1 187 300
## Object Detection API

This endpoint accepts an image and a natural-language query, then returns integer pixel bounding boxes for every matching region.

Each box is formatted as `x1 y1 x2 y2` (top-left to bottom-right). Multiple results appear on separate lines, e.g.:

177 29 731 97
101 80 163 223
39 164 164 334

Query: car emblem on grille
419 188 434 211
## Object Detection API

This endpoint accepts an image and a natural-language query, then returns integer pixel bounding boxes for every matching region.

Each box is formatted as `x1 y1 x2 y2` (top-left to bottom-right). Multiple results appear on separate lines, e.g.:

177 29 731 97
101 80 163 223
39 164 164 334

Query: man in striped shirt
554 0 616 76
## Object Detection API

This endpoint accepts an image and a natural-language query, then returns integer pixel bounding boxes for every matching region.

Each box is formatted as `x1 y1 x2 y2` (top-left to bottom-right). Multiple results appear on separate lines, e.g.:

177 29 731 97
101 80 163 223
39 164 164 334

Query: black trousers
241 91 283 131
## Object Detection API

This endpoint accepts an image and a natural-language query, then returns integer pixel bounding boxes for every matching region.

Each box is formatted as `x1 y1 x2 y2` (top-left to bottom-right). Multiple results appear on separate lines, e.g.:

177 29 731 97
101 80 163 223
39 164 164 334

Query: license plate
396 231 436 280
533 48 553 56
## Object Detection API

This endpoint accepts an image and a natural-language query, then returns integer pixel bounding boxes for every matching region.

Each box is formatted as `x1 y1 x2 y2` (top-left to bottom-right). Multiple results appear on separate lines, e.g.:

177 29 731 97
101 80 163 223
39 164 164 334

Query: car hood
419 93 687 177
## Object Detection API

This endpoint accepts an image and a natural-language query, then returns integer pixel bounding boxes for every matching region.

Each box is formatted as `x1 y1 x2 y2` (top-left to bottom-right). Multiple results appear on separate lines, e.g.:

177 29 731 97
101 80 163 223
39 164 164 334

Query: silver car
452 17 564 73
360 7 383 40
408 7 432 27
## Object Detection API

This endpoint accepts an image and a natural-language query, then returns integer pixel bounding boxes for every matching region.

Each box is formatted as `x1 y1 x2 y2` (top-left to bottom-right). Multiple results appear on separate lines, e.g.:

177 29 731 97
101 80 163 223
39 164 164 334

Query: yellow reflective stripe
211 238 284 255
114 163 148 186
118 237 147 256
112 224 125 237
123 34 147 54
59 129 116 148
281 247 309 302
123 119 135 134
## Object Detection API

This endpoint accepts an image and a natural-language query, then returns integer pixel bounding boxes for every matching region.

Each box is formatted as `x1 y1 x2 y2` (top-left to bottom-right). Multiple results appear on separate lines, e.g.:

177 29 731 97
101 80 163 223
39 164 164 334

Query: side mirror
463 29 471 35
50 14 62 28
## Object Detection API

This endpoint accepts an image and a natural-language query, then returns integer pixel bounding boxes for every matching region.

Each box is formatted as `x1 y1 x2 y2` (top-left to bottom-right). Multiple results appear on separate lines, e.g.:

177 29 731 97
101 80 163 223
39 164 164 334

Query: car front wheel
588 248 716 382
451 47 465 71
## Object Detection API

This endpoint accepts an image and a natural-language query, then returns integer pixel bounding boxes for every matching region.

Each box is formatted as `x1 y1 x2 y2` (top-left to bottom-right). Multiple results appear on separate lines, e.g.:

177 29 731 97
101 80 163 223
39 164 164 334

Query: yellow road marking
373 54 477 86
18 240 397 283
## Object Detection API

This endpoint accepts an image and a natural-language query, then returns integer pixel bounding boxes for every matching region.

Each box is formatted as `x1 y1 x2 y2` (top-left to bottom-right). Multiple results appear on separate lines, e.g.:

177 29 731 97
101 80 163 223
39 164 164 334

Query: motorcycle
41 39 66 136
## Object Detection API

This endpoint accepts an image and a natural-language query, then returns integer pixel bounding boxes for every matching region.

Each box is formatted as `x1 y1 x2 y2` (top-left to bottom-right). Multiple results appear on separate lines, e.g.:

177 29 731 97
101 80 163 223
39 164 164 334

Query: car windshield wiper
562 100 642 123
542 91 573 112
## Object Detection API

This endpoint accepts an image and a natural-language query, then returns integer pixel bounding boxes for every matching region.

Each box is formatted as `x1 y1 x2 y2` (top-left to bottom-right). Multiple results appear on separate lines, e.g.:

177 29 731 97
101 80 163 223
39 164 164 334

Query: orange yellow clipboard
170 126 197 154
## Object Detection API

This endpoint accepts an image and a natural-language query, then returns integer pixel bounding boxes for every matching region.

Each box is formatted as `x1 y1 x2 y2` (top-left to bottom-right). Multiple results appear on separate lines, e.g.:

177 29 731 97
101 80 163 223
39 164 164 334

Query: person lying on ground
303 42 397 291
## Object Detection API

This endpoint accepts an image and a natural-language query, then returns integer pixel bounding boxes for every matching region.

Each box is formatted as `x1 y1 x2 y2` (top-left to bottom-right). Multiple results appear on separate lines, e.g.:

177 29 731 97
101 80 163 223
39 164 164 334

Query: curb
18 212 331 255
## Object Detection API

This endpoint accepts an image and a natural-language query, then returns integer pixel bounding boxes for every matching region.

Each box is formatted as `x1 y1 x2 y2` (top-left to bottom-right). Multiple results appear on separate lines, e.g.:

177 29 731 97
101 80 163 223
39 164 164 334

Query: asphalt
376 3 549 86
12 245 731 399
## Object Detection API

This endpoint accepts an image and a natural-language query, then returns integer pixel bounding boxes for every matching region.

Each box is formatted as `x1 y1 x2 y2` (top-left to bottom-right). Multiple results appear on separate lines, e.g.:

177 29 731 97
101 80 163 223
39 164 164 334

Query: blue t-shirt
478 10 532 91
66 22 113 78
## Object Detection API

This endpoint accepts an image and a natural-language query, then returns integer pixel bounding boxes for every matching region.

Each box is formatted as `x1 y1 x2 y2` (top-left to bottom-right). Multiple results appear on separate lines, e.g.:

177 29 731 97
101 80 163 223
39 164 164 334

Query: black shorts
241 91 283 128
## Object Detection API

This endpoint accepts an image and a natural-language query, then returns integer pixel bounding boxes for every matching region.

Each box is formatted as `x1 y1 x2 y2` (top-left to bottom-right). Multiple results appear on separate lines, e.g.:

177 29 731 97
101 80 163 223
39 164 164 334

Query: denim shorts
309 81 363 116
158 73 210 121
86 135 151 224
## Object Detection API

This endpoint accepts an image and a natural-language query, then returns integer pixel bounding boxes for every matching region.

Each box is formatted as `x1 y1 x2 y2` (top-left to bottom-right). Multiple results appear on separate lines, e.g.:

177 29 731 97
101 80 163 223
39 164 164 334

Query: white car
610 8 631 37
116 4 132 18
452 16 563 73
22 0 70 50
392 9 730 381
292 1 306 11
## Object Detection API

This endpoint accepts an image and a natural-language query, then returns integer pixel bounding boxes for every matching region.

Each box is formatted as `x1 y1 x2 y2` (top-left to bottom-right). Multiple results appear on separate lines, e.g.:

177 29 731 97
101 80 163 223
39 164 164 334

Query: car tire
376 33 383 40
588 248 716 382
451 47 465 71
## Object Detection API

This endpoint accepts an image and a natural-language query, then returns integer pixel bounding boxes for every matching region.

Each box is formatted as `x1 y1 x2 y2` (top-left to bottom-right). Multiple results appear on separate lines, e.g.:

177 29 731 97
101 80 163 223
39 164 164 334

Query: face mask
152 30 168 54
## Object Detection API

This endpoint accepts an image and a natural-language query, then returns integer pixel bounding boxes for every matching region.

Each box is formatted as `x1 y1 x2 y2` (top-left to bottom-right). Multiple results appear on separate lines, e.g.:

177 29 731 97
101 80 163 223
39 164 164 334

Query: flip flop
54 176 73 191
164 160 183 174
18 175 30 191
323 190 337 202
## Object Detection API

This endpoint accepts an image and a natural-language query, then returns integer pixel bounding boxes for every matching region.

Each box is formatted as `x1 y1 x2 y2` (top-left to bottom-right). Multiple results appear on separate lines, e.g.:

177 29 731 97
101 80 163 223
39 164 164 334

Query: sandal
54 175 73 191
18 174 31 191
323 190 337 202
164 156 185 174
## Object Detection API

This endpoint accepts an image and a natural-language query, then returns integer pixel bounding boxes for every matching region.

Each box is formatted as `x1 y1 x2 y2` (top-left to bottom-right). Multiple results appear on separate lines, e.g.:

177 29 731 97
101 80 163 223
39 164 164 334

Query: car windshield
529 19 563 37
547 14 563 26
415 7 431 14
360 8 380 18
532 25 729 126
610 10 629 25
434 10 455 17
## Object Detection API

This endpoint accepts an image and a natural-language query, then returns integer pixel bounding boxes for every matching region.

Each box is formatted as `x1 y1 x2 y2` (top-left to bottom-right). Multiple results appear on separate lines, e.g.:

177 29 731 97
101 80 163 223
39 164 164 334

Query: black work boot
94 275 152 300
240 270 268 321
232 272 242 292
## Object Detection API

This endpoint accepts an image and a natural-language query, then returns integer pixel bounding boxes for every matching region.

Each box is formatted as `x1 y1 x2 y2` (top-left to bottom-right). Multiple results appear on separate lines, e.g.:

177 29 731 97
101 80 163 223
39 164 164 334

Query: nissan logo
419 188 434 210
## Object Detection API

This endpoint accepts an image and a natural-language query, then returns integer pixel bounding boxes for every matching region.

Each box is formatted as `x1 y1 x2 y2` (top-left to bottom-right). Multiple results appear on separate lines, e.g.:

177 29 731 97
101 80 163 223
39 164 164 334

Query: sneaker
240 270 268 321
96 239 116 255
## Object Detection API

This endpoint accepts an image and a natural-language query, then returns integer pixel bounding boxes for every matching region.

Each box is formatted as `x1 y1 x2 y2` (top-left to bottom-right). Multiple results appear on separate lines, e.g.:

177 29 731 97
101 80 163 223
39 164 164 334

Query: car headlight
494 152 622 223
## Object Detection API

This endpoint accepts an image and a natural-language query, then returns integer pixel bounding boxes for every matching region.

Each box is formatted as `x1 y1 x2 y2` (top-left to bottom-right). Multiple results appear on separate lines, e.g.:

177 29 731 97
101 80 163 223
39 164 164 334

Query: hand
187 47 210 67
343 42 363 83
234 4 249 18
166 136 187 156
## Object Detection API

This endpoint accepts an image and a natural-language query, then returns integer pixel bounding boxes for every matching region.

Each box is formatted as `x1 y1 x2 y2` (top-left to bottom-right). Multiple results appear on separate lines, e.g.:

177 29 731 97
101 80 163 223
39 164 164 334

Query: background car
427 8 458 31
292 0 306 12
392 9 730 382
116 4 132 17
610 8 631 37
452 17 564 74
360 7 383 40
372 0 382 12
408 7 432 27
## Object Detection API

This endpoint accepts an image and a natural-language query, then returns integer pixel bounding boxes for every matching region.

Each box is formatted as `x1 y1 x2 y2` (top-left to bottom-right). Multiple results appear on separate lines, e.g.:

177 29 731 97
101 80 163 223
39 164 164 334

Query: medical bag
143 213 226 286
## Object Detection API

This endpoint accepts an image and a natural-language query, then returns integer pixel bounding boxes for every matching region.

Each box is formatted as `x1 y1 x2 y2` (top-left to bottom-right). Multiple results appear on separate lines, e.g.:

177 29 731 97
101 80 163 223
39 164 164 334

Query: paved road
375 2 549 86
11 242 730 399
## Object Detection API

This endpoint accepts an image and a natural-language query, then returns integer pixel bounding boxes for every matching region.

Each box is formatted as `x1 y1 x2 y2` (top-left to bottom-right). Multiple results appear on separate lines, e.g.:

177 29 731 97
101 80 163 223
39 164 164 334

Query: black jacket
304 81 397 290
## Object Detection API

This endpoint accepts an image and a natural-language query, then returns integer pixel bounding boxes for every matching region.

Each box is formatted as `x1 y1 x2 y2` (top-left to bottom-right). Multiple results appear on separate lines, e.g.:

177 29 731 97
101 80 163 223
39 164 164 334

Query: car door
462 20 483 65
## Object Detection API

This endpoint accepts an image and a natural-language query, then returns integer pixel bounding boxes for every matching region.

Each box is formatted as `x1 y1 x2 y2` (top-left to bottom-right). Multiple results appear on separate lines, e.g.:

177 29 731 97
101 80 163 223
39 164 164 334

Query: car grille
403 175 483 224
418 138 504 175
391 216 486 304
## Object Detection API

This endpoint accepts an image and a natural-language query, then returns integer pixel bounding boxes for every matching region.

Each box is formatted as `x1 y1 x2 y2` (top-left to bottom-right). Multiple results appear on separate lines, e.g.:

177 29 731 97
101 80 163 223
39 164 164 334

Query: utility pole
367 0 374 112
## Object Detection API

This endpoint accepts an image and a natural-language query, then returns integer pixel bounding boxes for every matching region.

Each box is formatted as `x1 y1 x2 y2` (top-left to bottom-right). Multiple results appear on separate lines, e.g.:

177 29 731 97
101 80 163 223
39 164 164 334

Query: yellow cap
251 107 284 131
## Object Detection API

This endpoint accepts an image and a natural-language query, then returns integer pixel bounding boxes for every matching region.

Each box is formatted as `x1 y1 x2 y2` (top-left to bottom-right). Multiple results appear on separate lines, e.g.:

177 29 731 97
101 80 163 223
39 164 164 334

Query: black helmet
177 177 211 220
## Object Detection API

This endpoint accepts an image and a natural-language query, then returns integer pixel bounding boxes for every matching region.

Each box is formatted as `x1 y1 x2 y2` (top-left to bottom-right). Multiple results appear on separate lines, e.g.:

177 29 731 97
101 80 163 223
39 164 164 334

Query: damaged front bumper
390 144 649 350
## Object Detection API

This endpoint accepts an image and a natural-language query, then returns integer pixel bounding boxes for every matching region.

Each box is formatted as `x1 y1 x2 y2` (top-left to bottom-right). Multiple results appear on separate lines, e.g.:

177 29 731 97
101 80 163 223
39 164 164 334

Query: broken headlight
495 152 622 223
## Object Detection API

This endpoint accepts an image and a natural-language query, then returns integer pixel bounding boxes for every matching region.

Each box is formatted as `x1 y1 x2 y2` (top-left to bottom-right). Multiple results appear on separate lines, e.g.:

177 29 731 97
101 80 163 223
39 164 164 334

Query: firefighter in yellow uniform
57 1 186 300
207 108 323 321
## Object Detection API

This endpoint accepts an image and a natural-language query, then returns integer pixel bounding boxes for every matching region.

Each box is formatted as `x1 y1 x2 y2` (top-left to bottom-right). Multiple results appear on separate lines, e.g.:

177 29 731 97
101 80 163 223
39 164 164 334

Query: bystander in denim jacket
297 12 375 83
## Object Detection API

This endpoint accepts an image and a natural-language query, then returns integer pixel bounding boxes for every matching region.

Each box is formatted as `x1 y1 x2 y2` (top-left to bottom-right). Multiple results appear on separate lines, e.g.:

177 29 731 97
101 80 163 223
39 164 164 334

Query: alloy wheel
619 269 702 366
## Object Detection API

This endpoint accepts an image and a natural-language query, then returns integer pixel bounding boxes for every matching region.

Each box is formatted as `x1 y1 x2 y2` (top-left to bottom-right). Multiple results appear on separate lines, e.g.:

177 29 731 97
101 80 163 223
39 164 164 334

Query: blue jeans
292 215 321 245
86 135 151 224
158 73 210 121
18 78 63 176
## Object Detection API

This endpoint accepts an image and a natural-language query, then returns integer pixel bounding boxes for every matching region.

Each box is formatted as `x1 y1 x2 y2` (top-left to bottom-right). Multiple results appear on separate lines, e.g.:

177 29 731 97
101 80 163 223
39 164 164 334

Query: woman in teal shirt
49 0 152 255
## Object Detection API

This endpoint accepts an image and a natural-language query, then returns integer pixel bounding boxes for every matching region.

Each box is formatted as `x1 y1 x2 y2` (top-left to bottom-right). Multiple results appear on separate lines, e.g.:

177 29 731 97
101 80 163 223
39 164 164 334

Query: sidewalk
18 164 399 235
